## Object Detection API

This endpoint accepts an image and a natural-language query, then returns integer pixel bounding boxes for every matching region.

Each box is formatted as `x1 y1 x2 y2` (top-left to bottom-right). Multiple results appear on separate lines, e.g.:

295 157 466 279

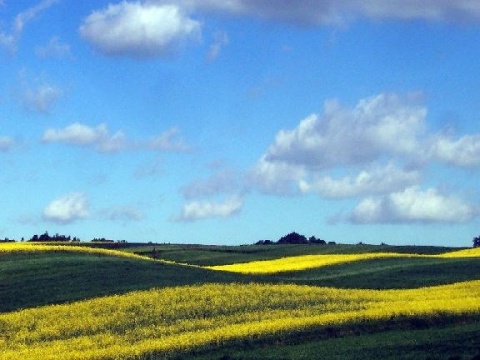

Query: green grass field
1 242 479 359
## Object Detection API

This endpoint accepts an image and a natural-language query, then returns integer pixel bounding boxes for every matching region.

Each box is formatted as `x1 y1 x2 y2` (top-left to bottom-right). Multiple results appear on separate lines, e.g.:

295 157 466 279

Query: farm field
1 242 480 359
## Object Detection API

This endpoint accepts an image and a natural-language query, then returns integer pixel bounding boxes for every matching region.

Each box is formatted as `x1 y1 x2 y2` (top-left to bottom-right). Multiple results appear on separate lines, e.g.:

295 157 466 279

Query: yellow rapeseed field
207 253 418 274
0 242 154 262
207 248 480 274
440 247 480 258
1 281 480 359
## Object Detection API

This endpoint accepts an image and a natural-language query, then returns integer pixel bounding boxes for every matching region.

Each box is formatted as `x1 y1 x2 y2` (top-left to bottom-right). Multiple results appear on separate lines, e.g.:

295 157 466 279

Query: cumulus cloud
0 137 16 152
174 196 243 222
428 133 480 167
151 0 480 25
251 93 427 196
264 93 426 170
0 0 59 54
252 91 480 228
43 192 89 224
348 187 477 224
42 123 127 153
299 164 421 198
250 155 306 195
79 2 201 58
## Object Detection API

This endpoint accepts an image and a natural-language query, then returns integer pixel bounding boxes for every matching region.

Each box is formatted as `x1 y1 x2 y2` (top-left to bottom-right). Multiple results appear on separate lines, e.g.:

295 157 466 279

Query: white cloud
0 137 16 152
42 123 193 154
79 2 201 59
148 127 191 152
151 0 480 25
35 37 72 59
42 123 127 153
21 83 62 113
43 192 89 224
181 168 241 199
0 0 59 54
250 155 306 195
428 134 480 167
174 196 243 222
265 93 426 169
349 186 477 224
299 164 421 198
251 93 426 195
206 30 228 62
100 205 144 223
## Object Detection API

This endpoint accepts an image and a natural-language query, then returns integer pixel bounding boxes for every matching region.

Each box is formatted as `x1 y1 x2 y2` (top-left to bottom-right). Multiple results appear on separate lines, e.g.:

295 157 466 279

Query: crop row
1 280 480 359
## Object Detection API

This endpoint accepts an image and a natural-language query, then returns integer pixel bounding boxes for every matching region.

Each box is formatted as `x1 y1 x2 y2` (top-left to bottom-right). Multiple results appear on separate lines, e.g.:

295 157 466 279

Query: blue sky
1 0 480 246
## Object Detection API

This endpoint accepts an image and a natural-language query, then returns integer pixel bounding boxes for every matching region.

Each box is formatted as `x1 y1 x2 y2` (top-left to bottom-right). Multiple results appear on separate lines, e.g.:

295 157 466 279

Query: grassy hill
1 242 479 359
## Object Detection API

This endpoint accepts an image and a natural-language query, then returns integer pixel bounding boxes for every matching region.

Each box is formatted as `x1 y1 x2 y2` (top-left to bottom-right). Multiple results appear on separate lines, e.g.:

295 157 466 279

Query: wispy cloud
100 205 144 224
0 0 59 55
21 82 63 113
206 30 228 62
0 136 16 152
79 2 201 59
148 127 191 152
180 168 241 199
35 36 72 59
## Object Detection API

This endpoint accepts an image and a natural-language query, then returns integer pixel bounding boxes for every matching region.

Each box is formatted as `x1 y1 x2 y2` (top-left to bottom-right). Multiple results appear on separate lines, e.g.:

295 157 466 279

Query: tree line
256 231 336 246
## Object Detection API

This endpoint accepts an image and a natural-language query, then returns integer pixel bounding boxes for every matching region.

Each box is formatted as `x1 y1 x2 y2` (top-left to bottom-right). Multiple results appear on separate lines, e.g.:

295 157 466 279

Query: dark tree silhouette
473 236 480 248
277 232 308 244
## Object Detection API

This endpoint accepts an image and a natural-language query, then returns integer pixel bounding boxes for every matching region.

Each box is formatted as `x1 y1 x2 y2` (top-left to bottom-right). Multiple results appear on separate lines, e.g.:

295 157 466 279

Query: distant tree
277 232 308 244
256 240 274 245
308 236 326 245
39 231 50 242
91 238 114 243
473 236 480 248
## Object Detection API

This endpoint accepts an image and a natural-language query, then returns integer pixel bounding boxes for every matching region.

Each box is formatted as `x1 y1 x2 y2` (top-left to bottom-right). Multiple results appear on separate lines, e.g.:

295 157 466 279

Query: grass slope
130 244 459 266
0 251 244 312
269 256 480 289
188 320 480 360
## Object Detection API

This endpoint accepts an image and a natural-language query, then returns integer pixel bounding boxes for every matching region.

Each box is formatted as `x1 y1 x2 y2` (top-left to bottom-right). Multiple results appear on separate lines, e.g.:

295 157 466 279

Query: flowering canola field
1 281 480 360
0 242 153 262
2 243 480 359
207 247 480 274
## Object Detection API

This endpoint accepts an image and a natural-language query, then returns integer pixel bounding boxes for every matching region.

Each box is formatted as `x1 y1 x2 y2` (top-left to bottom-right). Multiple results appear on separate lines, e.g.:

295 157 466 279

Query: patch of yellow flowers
1 280 480 359
0 242 153 262
207 248 480 274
